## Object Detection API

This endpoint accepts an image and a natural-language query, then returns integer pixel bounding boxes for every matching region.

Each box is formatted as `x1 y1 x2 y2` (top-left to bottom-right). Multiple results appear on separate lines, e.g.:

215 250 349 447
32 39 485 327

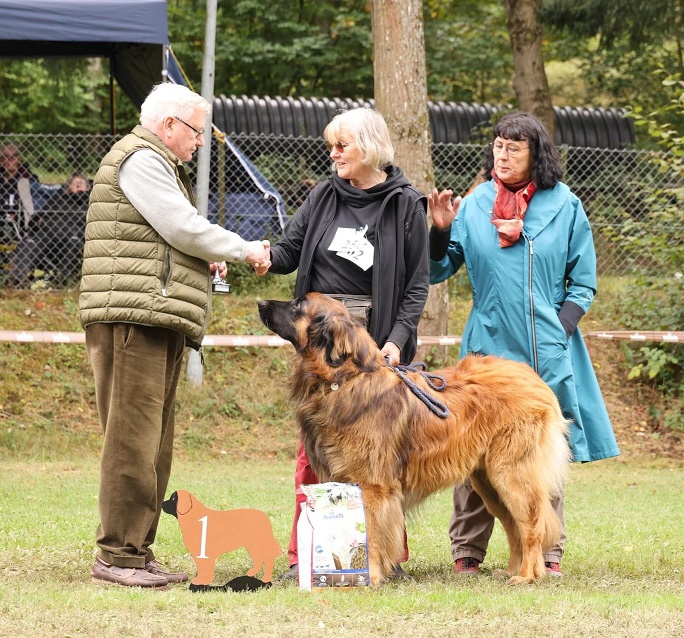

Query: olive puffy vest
79 126 211 346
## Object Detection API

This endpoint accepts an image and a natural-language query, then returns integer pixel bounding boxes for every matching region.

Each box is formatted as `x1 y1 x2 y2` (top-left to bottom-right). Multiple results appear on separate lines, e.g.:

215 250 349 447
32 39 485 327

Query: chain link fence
1 132 681 289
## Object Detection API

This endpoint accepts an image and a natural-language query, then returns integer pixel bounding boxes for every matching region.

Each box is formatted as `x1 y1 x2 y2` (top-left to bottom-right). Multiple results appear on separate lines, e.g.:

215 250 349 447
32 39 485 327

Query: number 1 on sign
197 515 209 558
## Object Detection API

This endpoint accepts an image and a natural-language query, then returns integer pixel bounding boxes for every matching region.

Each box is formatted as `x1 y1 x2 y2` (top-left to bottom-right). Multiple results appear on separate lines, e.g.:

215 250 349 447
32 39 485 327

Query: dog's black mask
161 491 178 518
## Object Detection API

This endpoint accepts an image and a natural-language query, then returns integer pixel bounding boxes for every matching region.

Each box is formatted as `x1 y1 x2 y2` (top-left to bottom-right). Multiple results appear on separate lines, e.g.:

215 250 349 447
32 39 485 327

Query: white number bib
327 225 374 271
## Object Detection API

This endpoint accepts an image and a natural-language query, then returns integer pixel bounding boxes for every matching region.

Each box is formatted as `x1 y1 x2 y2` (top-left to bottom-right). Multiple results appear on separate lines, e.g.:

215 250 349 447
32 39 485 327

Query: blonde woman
257 107 430 581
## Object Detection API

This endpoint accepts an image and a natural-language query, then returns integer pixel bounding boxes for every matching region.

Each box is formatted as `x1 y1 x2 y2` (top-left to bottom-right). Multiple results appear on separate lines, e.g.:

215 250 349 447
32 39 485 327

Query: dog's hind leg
246 554 276 583
359 483 405 586
487 463 551 585
470 469 523 577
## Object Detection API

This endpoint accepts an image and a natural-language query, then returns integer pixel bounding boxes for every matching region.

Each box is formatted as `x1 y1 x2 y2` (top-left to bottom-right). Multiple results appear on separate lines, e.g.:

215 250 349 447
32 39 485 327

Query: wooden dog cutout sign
162 490 282 591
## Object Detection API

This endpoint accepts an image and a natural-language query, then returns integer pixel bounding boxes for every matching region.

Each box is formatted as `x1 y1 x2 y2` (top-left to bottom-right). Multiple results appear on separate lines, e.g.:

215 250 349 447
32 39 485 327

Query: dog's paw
506 575 535 586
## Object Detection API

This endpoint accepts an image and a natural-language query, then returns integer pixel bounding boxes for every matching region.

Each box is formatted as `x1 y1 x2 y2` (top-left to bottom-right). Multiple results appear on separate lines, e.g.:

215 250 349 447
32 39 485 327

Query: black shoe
279 564 298 582
389 564 414 581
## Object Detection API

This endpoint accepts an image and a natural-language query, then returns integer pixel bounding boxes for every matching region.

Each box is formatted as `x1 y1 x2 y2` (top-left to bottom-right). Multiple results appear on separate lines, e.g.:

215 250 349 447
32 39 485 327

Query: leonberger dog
258 293 570 586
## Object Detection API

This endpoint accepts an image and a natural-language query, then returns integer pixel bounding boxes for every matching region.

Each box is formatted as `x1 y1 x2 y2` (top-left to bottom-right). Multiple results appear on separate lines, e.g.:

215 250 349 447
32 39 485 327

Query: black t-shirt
309 199 377 295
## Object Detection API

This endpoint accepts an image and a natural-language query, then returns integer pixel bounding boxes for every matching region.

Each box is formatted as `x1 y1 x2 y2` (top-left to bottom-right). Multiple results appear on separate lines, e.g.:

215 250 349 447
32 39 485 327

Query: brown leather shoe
91 556 168 589
145 559 188 583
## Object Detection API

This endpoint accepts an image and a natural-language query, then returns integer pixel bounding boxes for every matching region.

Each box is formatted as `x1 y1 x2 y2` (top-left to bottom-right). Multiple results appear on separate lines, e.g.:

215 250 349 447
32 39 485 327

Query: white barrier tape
0 331 681 346
584 331 681 343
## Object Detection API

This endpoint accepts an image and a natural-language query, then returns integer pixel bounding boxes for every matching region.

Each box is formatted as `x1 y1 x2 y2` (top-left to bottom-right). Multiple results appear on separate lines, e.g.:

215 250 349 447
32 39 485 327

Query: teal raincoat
430 180 619 462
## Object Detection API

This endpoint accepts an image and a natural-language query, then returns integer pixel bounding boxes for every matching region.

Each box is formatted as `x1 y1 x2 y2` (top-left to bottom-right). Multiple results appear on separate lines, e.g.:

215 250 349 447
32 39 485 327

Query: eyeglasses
490 141 529 157
325 140 355 153
172 116 205 139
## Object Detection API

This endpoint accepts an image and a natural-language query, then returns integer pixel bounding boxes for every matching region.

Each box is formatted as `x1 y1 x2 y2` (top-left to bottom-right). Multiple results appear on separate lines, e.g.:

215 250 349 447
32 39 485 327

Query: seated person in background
1 143 51 233
1 143 49 273
9 172 91 285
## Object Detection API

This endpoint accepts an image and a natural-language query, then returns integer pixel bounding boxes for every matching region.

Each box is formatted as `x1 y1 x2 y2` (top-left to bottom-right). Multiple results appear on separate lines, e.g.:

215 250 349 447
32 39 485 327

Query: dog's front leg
358 483 405 586
192 557 218 586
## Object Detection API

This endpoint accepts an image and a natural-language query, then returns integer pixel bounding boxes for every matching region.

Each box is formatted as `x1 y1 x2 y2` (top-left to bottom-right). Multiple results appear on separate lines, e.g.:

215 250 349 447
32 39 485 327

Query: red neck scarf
490 171 537 247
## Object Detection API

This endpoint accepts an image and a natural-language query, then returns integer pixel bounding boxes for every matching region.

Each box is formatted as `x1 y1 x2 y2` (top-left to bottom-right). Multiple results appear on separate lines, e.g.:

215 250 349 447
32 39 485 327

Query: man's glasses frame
173 116 205 139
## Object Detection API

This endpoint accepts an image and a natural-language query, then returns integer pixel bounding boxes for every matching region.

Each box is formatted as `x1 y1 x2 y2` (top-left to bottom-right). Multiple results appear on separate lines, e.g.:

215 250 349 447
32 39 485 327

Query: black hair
481 112 563 190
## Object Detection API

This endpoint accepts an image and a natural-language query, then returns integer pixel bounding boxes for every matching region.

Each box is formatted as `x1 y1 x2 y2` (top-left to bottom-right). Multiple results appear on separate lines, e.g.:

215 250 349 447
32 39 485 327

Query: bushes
616 74 684 433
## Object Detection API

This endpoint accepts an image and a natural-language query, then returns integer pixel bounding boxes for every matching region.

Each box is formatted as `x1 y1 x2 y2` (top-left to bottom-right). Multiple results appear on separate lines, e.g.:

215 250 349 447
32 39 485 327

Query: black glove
429 225 452 261
558 301 585 340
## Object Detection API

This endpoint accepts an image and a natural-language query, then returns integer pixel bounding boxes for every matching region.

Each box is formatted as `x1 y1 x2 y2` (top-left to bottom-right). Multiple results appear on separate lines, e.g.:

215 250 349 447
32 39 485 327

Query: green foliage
618 280 682 414
588 74 684 432
614 273 684 431
0 59 120 134
170 0 373 98
541 0 682 51
541 0 684 120
1 0 682 134
424 1 515 104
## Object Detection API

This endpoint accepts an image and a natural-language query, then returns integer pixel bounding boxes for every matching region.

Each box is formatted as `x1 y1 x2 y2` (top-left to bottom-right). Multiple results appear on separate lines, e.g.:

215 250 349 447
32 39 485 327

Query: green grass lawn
1 455 682 638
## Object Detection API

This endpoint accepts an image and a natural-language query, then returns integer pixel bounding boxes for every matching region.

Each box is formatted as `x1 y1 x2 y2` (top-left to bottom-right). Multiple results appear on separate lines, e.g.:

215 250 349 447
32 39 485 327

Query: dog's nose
258 301 267 310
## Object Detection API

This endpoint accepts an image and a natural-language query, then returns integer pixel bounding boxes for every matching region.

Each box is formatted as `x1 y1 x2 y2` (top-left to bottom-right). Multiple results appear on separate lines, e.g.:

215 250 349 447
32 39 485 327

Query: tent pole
186 0 218 386
109 57 116 136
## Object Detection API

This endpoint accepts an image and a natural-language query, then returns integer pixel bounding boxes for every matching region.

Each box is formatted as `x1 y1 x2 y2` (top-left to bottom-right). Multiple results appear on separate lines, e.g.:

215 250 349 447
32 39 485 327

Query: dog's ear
176 490 194 516
307 308 379 371
308 311 354 367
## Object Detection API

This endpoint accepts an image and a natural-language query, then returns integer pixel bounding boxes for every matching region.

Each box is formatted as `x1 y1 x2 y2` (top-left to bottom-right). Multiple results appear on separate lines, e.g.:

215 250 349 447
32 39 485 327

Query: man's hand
427 188 461 230
244 239 271 267
209 261 227 279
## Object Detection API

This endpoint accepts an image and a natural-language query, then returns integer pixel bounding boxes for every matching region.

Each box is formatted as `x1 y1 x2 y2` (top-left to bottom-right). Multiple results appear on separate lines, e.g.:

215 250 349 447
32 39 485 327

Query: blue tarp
0 0 167 46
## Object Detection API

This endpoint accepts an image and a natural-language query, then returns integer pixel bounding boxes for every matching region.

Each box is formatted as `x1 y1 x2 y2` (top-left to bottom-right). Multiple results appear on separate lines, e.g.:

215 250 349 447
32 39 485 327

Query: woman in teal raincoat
429 112 619 577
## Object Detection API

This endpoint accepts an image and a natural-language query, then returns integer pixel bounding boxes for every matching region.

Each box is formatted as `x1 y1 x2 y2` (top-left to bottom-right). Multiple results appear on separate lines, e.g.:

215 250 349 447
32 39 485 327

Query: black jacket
269 166 429 364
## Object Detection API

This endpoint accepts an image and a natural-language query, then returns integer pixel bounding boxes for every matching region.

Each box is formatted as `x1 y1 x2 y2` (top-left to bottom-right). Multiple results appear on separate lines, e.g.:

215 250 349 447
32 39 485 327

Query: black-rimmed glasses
173 116 205 139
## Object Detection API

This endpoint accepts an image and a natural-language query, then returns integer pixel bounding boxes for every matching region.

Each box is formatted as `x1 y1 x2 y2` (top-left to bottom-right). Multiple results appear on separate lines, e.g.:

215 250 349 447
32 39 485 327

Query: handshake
211 240 272 288
244 239 272 275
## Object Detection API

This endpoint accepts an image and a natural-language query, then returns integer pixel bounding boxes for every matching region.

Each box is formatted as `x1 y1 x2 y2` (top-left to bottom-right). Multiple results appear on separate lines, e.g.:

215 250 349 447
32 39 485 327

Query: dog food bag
297 482 370 590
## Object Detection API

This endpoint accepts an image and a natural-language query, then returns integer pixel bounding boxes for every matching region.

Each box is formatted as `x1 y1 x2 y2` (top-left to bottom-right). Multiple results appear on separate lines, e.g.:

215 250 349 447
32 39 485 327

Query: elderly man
80 83 270 589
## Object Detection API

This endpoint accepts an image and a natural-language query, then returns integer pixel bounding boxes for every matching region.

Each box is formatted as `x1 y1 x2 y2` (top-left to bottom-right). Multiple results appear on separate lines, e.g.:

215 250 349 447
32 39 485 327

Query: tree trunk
371 0 450 365
504 0 556 138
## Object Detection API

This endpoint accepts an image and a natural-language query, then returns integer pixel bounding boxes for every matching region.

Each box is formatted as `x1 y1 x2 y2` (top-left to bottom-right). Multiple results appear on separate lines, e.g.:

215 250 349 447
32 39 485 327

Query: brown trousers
86 323 185 568
449 479 565 565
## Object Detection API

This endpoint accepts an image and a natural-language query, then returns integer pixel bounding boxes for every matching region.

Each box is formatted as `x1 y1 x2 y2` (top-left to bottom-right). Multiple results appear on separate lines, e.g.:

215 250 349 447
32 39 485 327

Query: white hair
139 83 212 128
324 108 395 171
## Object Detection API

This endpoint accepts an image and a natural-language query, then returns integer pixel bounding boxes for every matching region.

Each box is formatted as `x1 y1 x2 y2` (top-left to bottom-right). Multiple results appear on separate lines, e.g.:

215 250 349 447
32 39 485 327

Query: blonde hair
324 108 394 171
139 83 211 128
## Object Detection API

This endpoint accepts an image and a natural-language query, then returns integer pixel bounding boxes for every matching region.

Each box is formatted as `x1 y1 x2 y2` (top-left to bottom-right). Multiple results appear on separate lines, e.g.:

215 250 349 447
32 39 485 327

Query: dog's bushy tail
540 408 572 548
